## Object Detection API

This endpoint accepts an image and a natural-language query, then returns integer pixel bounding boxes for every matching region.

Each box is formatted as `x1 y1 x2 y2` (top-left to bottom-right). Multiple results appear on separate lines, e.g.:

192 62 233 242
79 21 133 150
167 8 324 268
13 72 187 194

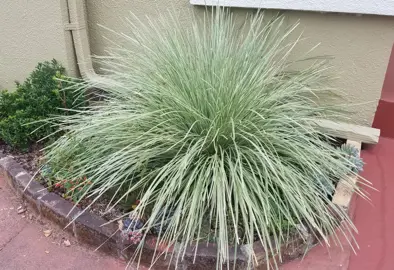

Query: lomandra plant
44 8 369 269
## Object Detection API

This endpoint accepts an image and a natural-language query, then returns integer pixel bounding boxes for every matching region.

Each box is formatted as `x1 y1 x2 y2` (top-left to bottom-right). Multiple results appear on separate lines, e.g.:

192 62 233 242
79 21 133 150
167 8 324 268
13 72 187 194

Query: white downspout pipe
66 0 114 87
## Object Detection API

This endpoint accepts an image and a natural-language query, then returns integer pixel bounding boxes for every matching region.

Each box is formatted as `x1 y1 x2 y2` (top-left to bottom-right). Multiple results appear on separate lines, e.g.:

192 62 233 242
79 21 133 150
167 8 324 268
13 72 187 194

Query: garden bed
0 138 362 269
0 141 125 221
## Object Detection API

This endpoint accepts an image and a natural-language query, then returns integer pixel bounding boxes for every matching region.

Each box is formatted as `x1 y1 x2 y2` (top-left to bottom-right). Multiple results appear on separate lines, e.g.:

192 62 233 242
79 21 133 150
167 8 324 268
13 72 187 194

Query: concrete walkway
0 175 126 270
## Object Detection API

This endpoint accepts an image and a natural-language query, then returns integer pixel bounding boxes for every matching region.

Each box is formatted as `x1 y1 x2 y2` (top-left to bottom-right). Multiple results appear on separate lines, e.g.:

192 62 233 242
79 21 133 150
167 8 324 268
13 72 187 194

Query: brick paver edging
0 150 356 269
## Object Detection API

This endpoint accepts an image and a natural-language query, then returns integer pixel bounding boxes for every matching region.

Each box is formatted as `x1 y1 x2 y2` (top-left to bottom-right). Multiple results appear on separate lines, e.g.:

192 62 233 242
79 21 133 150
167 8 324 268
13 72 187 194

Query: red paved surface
0 175 126 270
348 138 394 270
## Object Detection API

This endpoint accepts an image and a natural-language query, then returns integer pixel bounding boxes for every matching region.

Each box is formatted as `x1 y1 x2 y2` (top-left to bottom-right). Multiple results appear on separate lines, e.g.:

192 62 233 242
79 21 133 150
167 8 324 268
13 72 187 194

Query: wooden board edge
314 119 380 144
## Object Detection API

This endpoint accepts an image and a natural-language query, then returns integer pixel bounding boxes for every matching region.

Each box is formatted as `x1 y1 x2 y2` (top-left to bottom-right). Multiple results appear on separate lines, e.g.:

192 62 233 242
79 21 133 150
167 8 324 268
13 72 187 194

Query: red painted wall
372 44 394 138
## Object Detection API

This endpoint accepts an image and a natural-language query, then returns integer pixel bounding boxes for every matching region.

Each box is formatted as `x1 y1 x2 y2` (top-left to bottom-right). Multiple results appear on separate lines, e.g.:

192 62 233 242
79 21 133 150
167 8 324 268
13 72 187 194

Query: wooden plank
332 140 361 207
314 119 380 144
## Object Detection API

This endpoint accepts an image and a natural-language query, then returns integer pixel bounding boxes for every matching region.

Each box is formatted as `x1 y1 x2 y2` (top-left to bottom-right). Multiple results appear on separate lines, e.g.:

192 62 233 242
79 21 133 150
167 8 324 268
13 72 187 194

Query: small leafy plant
44 9 369 269
41 157 92 204
341 144 364 173
54 177 92 203
0 59 84 150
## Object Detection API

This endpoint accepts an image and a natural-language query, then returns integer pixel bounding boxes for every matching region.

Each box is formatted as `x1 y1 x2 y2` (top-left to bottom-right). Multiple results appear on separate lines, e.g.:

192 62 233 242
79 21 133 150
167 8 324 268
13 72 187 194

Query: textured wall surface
0 0 76 90
86 0 394 125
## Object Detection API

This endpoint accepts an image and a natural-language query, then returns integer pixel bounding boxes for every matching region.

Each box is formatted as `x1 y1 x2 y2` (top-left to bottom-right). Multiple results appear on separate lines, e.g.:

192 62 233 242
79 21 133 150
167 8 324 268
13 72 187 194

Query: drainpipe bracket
64 23 86 31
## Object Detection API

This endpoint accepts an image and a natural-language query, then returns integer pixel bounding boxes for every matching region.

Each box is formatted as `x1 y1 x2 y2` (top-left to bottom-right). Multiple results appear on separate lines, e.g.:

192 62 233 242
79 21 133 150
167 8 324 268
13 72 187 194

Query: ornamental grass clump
44 8 369 269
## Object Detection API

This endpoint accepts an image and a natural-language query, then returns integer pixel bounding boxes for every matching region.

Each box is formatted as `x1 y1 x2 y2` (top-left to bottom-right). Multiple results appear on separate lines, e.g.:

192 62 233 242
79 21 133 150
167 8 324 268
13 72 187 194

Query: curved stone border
0 139 359 269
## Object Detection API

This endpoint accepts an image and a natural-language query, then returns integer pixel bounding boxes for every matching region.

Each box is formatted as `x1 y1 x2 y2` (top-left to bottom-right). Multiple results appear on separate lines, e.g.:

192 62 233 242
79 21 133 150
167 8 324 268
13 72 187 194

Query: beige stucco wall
0 0 77 91
85 0 394 126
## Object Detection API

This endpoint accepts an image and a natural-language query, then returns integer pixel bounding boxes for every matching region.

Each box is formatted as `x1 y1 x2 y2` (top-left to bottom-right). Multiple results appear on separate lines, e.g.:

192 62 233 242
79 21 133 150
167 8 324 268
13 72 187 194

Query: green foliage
42 139 93 203
58 176 93 203
44 9 369 269
341 144 364 173
0 59 83 150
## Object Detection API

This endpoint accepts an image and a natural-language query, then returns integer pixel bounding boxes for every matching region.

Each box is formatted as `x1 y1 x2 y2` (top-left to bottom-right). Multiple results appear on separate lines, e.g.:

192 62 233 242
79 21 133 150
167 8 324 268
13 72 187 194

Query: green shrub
44 10 369 269
0 59 83 150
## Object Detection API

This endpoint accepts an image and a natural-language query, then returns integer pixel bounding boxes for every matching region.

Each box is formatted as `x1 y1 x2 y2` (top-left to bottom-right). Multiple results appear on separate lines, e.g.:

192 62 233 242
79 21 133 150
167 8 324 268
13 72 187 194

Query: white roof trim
190 0 394 16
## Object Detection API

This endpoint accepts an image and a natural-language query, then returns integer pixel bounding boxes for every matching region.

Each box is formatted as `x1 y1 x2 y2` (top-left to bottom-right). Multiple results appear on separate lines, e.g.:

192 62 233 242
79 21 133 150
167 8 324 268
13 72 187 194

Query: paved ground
0 175 126 270
348 137 394 270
